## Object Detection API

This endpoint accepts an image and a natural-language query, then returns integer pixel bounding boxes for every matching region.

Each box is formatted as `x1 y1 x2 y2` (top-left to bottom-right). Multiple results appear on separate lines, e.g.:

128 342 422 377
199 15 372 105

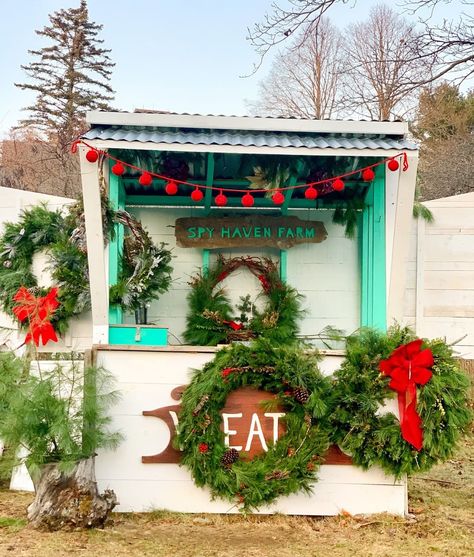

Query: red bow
257 274 270 293
223 320 243 331
379 339 433 451
12 286 60 347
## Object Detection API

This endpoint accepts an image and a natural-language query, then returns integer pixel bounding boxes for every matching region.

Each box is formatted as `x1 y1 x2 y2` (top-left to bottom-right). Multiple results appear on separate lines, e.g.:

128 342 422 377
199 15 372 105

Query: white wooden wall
94 347 407 515
129 207 360 342
0 187 92 353
403 192 474 358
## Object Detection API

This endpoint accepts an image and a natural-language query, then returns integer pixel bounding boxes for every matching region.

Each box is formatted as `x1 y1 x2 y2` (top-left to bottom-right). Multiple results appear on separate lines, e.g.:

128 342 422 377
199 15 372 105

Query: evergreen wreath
0 201 172 336
183 255 302 346
176 338 331 511
329 326 472 478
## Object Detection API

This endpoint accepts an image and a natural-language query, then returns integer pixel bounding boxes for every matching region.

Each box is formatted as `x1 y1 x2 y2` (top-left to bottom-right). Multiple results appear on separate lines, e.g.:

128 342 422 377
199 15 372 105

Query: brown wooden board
175 216 328 249
142 385 352 465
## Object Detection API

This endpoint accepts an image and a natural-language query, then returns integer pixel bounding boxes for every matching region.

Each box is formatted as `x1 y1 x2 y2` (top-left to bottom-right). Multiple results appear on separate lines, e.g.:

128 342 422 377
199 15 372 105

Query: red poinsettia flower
379 339 434 450
12 286 60 347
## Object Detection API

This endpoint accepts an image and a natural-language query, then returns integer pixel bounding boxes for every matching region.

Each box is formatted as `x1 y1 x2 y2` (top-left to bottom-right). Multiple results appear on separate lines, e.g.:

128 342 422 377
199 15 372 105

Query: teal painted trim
279 250 288 282
204 153 215 214
359 166 386 330
371 165 386 330
108 162 124 325
202 249 210 276
108 325 168 346
123 179 251 187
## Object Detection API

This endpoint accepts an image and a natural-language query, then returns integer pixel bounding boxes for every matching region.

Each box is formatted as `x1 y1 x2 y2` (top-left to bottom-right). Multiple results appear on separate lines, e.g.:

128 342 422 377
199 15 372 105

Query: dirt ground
0 434 473 557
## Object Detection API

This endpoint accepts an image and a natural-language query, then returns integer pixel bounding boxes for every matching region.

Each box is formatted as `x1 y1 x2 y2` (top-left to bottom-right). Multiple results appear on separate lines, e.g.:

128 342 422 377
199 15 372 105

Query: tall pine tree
15 0 114 149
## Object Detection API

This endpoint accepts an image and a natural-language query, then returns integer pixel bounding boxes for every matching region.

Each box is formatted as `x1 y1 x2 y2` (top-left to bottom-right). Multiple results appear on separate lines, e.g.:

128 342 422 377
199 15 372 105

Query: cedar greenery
176 339 331 511
0 201 173 335
0 353 122 478
328 326 472 478
183 256 303 346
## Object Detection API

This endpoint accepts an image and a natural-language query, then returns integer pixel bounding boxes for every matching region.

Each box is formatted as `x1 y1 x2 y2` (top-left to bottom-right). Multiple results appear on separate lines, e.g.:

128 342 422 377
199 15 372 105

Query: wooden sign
175 216 327 249
141 385 352 465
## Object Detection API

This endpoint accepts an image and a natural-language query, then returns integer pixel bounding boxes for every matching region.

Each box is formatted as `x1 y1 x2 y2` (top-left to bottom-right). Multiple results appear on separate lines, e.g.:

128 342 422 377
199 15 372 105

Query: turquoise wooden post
108 162 125 324
360 165 386 330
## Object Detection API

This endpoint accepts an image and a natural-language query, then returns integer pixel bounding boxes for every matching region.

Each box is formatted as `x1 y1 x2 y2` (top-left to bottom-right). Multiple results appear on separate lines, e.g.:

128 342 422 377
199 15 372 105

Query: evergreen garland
328 326 472 478
183 256 303 346
176 339 331 511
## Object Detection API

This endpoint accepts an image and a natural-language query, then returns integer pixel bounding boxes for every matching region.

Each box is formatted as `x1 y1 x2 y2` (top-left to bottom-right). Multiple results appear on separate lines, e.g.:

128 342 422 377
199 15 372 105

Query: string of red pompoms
74 140 408 208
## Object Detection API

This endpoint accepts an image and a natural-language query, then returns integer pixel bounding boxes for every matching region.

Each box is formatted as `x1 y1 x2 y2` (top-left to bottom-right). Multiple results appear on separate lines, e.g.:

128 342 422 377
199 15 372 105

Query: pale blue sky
0 0 469 136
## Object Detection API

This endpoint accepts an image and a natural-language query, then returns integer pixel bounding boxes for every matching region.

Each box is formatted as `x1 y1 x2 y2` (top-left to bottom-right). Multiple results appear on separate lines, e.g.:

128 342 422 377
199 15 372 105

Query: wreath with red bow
183 256 302 346
329 326 472 477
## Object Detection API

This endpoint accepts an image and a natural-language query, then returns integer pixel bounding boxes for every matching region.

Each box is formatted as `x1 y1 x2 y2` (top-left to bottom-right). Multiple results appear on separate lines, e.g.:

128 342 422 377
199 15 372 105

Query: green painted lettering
206 227 214 238
286 228 294 238
187 227 196 239
263 227 271 238
296 227 304 238
232 228 242 238
278 227 286 238
221 227 230 238
254 227 261 238
242 226 252 238
305 228 315 239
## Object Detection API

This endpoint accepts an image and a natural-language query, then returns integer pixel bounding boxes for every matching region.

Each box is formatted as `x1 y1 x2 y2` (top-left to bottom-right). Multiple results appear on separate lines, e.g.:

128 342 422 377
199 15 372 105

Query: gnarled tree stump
27 457 117 530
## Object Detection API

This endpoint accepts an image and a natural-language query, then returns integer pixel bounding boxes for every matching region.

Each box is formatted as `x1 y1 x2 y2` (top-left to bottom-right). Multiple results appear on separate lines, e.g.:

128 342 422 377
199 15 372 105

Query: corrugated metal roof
83 126 418 151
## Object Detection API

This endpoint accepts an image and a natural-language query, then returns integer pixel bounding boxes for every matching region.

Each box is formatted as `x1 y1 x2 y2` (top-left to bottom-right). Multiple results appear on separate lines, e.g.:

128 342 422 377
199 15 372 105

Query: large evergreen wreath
176 339 331 511
183 255 302 346
328 326 472 477
0 201 172 335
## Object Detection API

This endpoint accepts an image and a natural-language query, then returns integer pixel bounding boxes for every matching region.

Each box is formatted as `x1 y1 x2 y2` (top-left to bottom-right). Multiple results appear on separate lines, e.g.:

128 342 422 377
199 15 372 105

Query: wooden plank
415 217 425 335
175 216 327 249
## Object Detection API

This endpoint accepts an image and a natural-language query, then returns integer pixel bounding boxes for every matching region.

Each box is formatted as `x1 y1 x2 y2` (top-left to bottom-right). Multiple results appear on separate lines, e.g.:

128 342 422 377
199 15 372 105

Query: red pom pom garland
111 162 125 176
165 180 178 195
215 190 228 207
86 149 99 163
332 178 345 192
362 168 375 182
191 187 204 202
388 159 399 172
242 193 255 207
139 172 152 187
305 186 318 200
272 190 285 205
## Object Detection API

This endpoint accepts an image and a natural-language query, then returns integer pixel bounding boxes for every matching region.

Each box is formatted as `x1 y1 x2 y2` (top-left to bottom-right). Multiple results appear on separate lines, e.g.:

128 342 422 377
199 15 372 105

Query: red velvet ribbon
379 339 433 451
223 320 243 331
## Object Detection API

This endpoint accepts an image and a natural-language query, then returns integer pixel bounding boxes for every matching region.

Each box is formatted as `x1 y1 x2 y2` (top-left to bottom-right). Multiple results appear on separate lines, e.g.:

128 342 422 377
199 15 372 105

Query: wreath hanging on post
328 326 472 478
183 255 303 346
176 338 331 511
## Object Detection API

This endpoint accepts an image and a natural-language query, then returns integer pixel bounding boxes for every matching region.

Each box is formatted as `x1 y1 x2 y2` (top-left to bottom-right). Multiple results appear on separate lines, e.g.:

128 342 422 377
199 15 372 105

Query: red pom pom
332 178 345 192
191 187 203 202
362 168 375 182
242 193 254 207
305 186 318 200
139 172 152 186
165 180 178 195
215 191 227 206
272 191 285 205
111 162 124 176
86 149 98 163
388 159 399 172
198 443 209 454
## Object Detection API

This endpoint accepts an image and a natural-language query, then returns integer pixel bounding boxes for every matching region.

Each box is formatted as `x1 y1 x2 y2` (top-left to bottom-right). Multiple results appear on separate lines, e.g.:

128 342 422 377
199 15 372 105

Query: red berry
362 168 375 182
86 149 98 163
272 191 285 205
305 186 318 199
198 443 209 454
139 172 152 186
111 162 124 176
388 159 399 171
165 180 178 195
242 193 254 207
191 188 204 202
332 178 345 192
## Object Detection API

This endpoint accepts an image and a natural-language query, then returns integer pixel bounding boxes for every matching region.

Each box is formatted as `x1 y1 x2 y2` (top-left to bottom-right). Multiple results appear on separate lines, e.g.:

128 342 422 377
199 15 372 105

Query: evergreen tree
15 0 114 149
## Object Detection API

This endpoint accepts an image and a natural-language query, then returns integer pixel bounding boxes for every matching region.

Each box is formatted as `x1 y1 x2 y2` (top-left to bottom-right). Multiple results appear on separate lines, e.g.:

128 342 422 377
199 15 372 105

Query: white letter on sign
264 412 285 443
245 413 268 452
222 413 243 450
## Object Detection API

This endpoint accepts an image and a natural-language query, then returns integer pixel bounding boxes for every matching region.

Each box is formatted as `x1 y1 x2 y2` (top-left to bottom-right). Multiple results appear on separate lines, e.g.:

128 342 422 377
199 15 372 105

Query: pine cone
221 448 239 468
294 387 310 404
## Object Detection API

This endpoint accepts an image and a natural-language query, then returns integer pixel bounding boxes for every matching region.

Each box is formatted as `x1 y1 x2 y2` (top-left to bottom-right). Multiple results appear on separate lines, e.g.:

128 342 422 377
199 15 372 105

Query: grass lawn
0 434 472 557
